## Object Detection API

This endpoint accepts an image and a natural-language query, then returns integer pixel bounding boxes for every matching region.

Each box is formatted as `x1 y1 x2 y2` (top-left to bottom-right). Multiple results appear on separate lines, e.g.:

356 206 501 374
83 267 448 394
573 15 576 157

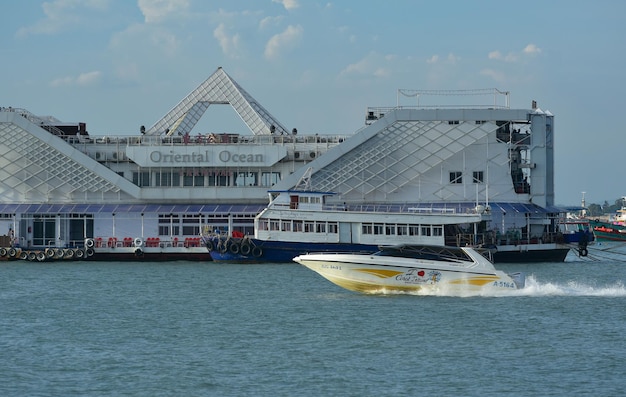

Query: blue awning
0 203 268 215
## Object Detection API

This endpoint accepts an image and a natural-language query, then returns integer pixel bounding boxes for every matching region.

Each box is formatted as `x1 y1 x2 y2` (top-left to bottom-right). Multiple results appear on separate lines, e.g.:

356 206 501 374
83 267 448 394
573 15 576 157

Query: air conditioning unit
112 152 127 161
95 152 107 161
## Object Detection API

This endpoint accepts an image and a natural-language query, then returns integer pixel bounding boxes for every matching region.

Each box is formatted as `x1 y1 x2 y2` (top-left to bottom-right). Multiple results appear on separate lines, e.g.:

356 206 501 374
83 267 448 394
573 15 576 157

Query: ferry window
385 225 396 235
304 221 314 232
133 171 150 187
261 172 280 187
472 171 484 183
316 222 326 233
158 214 180 236
156 172 175 187
281 221 291 231
311 197 321 204
293 220 303 232
397 225 408 236
299 197 309 204
362 223 373 234
182 216 202 235
409 225 419 236
421 226 432 236
328 222 338 234
258 220 269 231
270 220 280 231
433 226 443 236
449 172 462 184
373 223 384 235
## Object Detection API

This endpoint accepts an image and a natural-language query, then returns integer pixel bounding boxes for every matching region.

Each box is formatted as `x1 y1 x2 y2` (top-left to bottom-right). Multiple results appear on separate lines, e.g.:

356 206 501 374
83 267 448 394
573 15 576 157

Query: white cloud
523 43 541 55
264 25 303 60
426 53 459 64
214 23 242 58
272 0 299 11
259 15 284 30
341 52 391 78
16 0 108 37
50 71 102 87
489 44 541 62
138 0 189 24
480 68 506 83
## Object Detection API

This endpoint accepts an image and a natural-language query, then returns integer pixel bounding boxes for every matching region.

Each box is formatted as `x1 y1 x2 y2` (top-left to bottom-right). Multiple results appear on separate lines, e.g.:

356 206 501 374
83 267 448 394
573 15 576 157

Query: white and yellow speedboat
294 244 525 294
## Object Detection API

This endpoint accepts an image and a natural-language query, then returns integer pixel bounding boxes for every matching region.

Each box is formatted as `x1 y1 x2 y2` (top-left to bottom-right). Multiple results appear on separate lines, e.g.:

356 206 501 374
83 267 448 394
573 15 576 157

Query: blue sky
1 0 624 205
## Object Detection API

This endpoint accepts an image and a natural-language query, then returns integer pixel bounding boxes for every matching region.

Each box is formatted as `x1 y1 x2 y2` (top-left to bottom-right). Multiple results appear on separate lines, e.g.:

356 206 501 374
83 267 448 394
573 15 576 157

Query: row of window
129 171 281 187
258 219 444 237
450 171 484 184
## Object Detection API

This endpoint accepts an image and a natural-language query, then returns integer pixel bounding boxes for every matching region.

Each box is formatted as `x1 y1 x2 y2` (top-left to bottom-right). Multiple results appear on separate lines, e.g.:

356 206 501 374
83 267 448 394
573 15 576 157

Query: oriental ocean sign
125 146 287 168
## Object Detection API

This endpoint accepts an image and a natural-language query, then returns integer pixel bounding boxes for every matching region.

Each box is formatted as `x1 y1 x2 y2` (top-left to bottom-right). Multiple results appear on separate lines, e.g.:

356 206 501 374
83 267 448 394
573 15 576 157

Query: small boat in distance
293 244 525 295
589 197 626 242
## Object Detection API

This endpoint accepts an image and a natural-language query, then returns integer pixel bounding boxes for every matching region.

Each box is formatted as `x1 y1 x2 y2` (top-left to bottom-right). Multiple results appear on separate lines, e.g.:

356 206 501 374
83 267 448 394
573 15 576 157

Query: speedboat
293 244 525 294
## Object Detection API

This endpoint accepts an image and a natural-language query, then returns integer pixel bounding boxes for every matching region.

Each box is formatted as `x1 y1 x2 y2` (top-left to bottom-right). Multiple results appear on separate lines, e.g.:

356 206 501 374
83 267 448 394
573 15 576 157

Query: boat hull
207 236 569 264
89 246 213 261
589 221 626 242
208 237 378 263
294 252 523 294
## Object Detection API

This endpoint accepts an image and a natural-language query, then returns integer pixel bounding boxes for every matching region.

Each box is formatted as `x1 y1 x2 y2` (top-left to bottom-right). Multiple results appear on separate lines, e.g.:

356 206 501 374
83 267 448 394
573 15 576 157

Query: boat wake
508 274 626 297
369 274 626 298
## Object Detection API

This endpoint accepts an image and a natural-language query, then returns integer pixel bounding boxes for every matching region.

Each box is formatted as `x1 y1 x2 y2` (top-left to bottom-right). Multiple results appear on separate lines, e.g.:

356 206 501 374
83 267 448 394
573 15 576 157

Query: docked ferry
1 68 572 262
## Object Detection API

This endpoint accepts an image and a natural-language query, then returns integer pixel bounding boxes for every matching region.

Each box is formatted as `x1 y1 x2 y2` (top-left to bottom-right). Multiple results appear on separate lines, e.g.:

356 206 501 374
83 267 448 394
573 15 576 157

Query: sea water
1 245 625 397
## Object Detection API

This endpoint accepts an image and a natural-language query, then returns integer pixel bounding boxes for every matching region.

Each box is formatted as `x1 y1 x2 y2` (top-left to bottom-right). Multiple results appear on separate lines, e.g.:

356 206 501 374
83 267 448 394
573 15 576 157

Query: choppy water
1 245 626 396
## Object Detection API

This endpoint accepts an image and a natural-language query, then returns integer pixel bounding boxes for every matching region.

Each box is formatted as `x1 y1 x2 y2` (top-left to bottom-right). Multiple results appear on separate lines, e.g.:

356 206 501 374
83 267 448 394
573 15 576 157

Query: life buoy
20 251 27 260
205 239 214 251
76 249 85 259
8 248 17 258
64 249 74 259
28 252 36 261
579 247 588 257
45 248 55 258
86 248 95 257
252 246 263 258
134 247 144 257
85 238 95 248
0 248 6 257
134 238 143 247
37 251 46 261
240 243 251 256
229 242 240 255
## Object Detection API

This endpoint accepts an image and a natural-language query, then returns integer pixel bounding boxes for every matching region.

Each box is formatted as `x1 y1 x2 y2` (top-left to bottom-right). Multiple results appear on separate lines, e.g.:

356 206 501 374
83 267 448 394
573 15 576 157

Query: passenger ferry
0 69 573 262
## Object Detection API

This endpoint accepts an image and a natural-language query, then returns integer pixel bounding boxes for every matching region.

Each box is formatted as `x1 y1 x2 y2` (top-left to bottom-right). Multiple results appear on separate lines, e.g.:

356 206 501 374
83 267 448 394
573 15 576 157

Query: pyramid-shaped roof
145 67 289 136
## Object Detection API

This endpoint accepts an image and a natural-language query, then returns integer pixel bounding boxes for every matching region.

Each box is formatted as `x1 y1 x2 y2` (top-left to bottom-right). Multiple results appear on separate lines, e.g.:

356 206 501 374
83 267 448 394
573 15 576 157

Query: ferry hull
207 237 570 264
208 238 378 263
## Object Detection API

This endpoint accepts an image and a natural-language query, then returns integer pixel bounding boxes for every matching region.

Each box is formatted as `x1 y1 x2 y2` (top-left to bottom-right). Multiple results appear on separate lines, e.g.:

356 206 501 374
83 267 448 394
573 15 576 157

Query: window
328 222 338 234
362 223 373 234
261 172 280 186
315 222 326 233
281 221 291 231
293 220 303 232
270 220 280 231
133 171 150 187
421 226 432 236
158 214 180 236
304 221 314 232
373 224 384 235
182 215 202 235
449 171 462 184
258 220 269 231
397 225 408 236
473 171 484 183
433 226 443 236
409 225 419 236
385 225 396 235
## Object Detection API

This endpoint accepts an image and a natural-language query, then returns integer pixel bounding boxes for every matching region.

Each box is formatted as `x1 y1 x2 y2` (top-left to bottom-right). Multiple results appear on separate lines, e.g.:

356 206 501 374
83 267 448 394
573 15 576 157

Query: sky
1 0 624 206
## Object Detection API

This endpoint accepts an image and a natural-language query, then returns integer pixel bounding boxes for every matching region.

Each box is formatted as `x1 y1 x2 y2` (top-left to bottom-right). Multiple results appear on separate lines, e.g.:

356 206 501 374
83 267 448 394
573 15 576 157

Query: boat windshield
375 245 472 263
